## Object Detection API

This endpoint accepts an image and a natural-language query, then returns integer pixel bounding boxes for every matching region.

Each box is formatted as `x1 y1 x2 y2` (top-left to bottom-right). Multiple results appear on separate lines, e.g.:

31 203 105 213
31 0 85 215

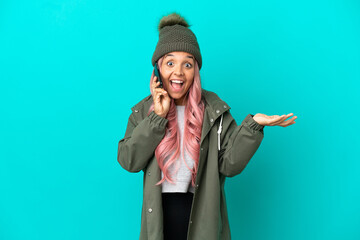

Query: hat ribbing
151 13 202 70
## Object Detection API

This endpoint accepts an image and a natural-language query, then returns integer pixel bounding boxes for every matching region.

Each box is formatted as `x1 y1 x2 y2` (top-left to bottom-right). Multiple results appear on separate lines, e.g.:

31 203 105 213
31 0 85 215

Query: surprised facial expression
159 51 195 106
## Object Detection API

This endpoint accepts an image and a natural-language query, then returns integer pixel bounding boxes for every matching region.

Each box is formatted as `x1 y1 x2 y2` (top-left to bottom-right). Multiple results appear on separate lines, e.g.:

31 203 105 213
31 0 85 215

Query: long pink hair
147 55 205 187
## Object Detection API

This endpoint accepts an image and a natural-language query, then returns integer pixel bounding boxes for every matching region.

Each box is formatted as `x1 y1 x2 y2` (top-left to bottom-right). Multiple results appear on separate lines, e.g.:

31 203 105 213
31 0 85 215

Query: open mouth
170 80 184 92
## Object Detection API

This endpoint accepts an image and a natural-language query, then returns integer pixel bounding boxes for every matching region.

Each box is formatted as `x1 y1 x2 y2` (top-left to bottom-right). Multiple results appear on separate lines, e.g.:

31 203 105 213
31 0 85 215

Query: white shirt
161 105 195 193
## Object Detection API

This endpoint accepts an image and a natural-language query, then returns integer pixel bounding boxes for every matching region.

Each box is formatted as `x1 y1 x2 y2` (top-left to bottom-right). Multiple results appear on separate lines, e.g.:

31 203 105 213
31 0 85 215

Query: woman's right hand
152 76 171 118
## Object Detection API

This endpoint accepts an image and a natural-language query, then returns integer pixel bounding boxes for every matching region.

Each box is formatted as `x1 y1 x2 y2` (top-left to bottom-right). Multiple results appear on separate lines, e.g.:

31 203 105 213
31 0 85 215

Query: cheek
160 70 170 80
187 81 194 89
187 71 195 81
161 76 171 91
159 73 169 83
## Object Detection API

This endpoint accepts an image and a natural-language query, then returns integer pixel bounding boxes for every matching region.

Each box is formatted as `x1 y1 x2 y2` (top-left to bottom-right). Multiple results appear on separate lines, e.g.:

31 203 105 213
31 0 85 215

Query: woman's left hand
253 113 297 127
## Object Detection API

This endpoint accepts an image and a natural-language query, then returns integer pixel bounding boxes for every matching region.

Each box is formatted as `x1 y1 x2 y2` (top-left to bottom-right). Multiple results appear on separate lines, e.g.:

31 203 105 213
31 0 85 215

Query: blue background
1 0 359 239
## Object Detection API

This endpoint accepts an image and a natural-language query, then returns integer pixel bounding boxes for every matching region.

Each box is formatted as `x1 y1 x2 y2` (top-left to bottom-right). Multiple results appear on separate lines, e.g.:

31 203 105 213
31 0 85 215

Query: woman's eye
166 61 192 68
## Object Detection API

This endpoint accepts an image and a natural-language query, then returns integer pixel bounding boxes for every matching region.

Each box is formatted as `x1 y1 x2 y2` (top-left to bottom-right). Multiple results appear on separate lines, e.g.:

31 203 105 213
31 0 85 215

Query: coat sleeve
218 112 264 177
117 110 168 173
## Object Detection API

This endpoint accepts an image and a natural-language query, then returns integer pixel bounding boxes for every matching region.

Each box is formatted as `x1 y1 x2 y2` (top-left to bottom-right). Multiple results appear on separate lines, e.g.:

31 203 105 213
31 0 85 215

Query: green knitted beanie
151 12 202 70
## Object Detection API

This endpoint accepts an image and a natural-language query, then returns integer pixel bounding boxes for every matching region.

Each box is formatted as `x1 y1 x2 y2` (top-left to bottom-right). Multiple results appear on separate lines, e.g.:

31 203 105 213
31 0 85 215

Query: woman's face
160 51 195 106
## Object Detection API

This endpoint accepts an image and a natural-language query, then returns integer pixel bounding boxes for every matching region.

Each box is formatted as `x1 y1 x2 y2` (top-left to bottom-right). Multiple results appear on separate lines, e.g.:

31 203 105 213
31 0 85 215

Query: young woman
117 12 297 240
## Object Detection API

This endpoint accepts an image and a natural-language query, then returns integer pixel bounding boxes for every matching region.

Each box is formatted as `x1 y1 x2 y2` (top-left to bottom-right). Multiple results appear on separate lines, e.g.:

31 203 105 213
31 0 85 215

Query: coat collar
130 88 231 145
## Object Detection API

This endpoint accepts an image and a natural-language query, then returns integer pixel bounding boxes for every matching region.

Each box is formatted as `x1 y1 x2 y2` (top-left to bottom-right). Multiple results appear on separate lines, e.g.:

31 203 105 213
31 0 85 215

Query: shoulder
130 94 153 112
201 88 231 110
201 88 223 102
127 94 153 124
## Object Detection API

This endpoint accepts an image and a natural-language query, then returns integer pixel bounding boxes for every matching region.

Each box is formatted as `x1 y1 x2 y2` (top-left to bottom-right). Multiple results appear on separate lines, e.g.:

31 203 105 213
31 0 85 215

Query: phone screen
154 62 163 88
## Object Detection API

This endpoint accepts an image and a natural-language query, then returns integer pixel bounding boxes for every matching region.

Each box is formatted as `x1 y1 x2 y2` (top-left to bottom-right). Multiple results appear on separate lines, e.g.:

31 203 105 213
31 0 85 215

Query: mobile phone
154 62 163 89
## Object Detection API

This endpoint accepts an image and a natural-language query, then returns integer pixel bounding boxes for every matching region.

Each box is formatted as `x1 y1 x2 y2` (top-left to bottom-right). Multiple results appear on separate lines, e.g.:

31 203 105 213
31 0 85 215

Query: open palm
253 113 297 127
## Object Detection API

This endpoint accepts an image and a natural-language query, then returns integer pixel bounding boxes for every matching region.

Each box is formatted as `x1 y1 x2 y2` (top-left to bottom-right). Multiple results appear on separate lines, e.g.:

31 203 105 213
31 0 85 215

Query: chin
168 90 181 97
169 95 182 100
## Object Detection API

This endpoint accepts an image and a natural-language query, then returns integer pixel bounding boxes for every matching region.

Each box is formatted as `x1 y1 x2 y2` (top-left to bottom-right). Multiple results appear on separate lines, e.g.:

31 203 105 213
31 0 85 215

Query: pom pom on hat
152 12 202 70
158 12 190 31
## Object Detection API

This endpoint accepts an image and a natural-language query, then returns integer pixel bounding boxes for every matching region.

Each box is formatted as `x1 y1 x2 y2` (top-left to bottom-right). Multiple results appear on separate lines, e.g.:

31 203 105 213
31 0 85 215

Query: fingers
152 84 167 103
278 116 296 127
154 88 167 99
270 115 288 125
152 76 166 96
269 113 297 126
277 114 297 127
151 76 160 96
152 76 159 89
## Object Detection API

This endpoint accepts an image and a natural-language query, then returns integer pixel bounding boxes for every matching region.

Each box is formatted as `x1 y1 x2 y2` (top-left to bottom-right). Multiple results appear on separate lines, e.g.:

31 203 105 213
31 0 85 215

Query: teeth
171 80 184 84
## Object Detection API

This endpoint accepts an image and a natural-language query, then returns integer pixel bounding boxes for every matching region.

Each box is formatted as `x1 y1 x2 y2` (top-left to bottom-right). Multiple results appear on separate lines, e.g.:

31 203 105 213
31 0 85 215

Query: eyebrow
165 54 194 60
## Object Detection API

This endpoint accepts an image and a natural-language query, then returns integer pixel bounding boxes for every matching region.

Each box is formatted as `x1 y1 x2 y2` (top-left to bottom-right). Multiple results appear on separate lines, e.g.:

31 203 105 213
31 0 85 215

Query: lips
170 79 185 84
170 80 184 92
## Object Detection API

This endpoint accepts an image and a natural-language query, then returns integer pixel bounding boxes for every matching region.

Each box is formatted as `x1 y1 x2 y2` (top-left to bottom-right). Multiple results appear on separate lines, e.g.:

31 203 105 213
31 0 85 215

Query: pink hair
147 55 205 187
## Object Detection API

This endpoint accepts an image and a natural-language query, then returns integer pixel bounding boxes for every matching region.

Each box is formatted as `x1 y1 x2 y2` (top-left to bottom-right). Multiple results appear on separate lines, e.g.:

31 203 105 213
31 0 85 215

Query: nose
174 64 184 76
